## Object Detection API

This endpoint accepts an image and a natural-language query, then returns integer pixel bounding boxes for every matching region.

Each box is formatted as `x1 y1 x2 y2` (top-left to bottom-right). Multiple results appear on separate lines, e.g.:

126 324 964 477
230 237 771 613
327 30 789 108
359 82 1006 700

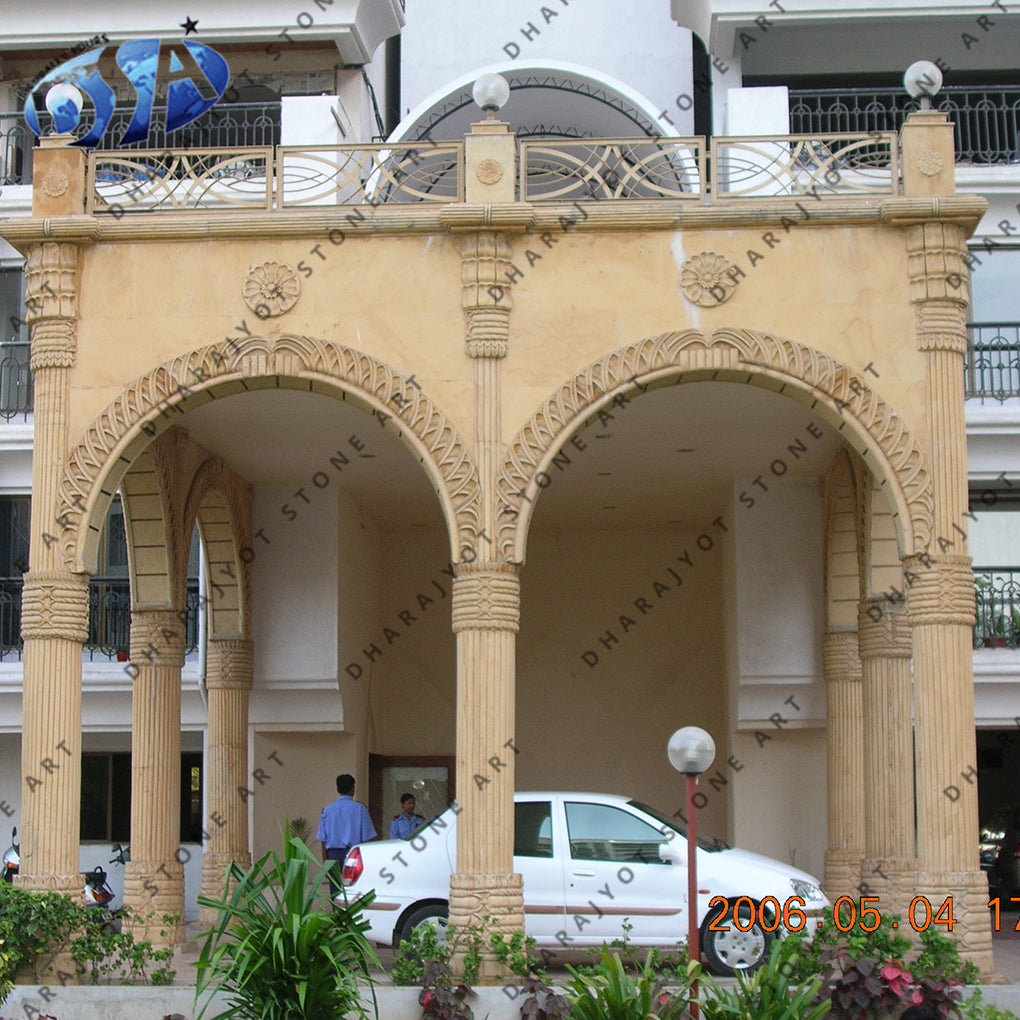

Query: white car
340 791 829 975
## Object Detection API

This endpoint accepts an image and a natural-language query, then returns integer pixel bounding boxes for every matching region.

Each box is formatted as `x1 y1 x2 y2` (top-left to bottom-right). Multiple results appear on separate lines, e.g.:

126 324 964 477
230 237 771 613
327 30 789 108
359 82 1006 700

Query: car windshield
628 800 728 852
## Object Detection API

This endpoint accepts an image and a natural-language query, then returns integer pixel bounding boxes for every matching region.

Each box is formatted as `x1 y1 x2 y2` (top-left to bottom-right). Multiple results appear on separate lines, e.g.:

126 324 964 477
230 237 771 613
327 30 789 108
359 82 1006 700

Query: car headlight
791 879 823 902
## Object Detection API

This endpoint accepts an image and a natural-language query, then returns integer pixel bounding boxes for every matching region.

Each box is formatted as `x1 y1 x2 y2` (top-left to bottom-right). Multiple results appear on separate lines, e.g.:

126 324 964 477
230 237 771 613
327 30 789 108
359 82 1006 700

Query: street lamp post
667 726 715 1018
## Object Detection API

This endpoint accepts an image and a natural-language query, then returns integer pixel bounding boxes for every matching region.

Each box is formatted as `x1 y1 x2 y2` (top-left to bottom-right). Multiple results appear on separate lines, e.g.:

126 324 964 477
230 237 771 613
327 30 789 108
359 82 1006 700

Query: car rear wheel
395 902 449 947
700 898 773 977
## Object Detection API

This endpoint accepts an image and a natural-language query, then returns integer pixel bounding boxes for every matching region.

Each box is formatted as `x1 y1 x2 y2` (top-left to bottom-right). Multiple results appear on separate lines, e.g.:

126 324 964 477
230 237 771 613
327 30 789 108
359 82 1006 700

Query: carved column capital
206 638 254 689
129 608 187 668
25 242 79 370
904 554 975 627
906 222 969 353
858 599 912 658
451 564 520 633
461 233 511 358
821 630 863 681
20 570 90 643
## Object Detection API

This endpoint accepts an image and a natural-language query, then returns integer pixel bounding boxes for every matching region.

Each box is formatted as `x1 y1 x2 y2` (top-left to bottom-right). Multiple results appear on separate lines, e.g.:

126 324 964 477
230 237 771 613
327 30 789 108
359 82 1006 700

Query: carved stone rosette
461 234 512 358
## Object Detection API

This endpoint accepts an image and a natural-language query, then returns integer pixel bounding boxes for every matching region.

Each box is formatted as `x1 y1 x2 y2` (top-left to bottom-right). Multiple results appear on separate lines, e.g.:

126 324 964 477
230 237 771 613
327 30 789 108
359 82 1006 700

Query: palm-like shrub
195 832 378 1020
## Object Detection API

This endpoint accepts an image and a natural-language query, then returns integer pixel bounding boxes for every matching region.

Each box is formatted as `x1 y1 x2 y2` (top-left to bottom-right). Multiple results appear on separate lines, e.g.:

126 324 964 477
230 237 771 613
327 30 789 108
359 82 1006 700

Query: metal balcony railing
1 103 281 187
0 575 202 661
789 86 1020 165
0 340 32 421
965 323 1020 402
974 568 1020 649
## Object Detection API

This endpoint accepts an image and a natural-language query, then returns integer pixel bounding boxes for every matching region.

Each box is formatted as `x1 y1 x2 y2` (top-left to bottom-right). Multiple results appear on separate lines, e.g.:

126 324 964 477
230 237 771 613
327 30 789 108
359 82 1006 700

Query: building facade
1 0 1018 974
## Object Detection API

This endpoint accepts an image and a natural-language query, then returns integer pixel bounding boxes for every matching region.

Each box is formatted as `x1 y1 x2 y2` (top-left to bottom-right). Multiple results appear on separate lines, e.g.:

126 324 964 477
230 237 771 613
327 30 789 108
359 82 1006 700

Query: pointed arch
497 328 933 562
55 332 481 573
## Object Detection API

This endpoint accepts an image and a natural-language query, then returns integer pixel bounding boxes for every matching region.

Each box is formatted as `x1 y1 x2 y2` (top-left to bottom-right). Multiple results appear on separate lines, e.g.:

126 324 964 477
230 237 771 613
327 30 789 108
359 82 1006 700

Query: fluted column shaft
17 242 87 897
822 630 864 898
449 567 524 980
906 219 993 972
857 601 916 915
199 638 253 923
123 609 186 942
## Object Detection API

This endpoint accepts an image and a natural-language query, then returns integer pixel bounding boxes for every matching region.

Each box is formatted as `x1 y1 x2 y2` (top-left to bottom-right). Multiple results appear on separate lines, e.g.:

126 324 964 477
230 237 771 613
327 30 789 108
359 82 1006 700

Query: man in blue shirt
317 773 376 896
389 793 425 839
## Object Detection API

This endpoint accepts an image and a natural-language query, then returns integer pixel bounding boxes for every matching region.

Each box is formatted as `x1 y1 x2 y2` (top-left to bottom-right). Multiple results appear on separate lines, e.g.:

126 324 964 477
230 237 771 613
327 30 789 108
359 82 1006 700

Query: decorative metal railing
519 138 704 201
790 85 1020 165
0 113 34 186
965 323 1020 402
87 142 464 213
0 341 32 421
711 133 898 199
0 575 202 661
974 568 1020 649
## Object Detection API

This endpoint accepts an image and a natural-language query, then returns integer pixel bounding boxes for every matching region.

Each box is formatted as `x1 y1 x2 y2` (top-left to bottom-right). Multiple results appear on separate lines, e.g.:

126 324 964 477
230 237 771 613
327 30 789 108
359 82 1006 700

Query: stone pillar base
198 850 252 925
448 872 525 983
824 850 863 901
13 871 83 898
123 860 185 944
915 869 994 974
857 857 919 922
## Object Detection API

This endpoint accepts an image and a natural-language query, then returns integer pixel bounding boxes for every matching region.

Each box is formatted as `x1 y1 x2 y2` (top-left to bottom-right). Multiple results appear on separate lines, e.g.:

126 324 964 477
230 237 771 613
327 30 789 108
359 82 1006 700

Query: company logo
25 38 230 147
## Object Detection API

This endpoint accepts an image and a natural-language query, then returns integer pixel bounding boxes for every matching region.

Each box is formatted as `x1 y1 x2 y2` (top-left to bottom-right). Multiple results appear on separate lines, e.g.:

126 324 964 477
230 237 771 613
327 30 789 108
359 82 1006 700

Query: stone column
17 235 89 897
199 638 253 924
122 609 186 943
856 599 917 915
906 554 992 970
449 565 524 981
900 137 993 967
822 630 864 898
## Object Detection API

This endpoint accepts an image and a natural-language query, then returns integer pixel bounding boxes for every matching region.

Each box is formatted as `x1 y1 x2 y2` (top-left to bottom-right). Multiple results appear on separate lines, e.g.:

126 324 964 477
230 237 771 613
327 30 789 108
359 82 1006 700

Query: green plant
912 927 979 985
700 936 829 1020
962 989 1020 1020
491 929 542 980
0 939 12 1007
393 921 449 986
288 816 312 844
195 830 378 1020
563 945 695 1020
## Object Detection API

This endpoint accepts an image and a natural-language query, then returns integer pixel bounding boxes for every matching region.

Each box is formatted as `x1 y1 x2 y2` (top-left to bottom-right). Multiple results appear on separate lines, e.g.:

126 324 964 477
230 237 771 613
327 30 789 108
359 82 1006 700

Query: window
80 752 203 843
0 266 32 420
564 801 667 864
966 248 1020 402
514 801 553 858
0 496 29 658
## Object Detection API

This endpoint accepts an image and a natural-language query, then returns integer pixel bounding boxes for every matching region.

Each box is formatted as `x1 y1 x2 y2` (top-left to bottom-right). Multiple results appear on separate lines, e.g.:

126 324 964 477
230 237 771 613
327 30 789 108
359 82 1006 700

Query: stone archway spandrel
497 328 933 563
58 333 481 570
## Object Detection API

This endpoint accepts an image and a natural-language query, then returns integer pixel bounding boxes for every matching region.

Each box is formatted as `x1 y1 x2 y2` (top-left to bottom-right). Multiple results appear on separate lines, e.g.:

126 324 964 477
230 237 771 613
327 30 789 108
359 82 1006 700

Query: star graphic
180 17 199 35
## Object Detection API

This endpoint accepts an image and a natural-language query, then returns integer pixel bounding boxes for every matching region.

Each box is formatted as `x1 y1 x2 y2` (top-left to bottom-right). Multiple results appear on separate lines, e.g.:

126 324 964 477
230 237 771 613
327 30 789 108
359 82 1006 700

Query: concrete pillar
17 233 88 898
449 565 524 982
821 630 864 898
857 599 917 915
123 609 186 943
199 638 253 923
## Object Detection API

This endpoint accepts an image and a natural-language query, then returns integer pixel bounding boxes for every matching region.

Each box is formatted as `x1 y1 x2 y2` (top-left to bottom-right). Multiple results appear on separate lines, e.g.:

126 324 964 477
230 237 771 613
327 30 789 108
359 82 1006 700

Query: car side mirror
658 842 683 865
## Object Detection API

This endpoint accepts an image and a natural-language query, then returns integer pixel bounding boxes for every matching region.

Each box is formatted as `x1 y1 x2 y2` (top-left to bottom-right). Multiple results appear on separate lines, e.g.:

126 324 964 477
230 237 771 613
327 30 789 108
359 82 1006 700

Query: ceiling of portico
176 379 844 535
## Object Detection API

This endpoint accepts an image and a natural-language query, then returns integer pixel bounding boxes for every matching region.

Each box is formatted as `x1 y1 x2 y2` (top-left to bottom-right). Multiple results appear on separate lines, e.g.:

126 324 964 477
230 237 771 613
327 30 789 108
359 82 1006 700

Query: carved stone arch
821 447 865 632
182 458 253 640
498 328 934 562
120 448 173 609
56 332 481 573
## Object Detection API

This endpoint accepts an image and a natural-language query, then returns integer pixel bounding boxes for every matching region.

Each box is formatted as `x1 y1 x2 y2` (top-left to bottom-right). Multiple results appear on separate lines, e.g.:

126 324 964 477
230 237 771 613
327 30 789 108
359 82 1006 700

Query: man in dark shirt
317 773 376 897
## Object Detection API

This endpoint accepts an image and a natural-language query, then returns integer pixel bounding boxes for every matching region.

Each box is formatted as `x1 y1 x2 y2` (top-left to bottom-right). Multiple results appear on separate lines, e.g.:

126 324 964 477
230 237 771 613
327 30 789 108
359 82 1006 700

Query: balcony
965 324 1020 402
1 103 281 187
0 576 202 662
789 86 1020 165
0 340 32 421
975 568 1020 650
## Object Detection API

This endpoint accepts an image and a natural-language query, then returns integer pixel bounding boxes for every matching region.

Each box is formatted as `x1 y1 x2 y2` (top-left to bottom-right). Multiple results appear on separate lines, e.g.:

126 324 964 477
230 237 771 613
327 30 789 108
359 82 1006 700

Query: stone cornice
0 193 988 249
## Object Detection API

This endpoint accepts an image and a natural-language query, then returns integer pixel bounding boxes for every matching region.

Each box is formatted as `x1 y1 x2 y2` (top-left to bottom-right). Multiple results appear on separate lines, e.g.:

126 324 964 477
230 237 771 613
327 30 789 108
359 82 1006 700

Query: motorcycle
2 826 17 882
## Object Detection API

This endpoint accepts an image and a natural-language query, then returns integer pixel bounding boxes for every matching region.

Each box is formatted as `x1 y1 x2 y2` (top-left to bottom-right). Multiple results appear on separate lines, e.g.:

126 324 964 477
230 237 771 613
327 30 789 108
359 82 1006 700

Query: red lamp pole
687 772 699 1019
